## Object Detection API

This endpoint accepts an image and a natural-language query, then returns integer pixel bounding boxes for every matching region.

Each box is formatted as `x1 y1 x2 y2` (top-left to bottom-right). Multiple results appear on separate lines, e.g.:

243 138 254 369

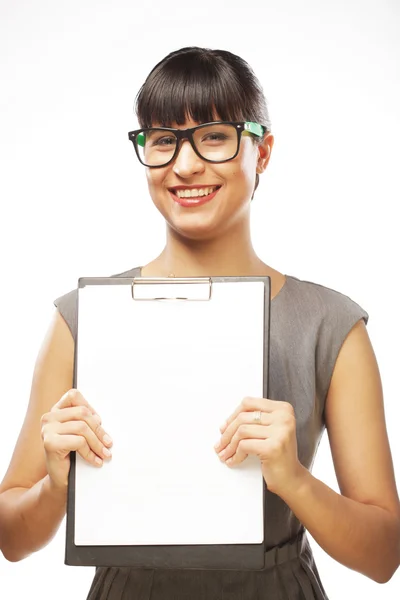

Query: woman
0 46 399 600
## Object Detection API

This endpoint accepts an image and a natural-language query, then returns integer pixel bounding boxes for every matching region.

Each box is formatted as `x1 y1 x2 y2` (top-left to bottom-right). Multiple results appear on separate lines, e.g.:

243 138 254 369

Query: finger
43 433 103 467
216 411 272 452
42 406 112 447
219 397 270 434
218 424 268 462
55 421 112 460
52 389 96 414
225 441 248 467
226 439 265 467
220 397 291 433
73 436 106 466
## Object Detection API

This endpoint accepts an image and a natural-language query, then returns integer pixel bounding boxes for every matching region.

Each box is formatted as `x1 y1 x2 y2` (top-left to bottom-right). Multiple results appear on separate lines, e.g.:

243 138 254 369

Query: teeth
175 186 218 198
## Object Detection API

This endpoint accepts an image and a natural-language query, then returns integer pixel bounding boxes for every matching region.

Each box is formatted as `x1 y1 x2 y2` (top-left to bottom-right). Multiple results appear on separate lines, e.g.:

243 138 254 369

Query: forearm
280 466 400 583
0 475 67 562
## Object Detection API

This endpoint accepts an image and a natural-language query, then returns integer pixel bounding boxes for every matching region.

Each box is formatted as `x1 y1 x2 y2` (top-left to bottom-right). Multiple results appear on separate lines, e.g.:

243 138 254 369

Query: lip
169 186 221 208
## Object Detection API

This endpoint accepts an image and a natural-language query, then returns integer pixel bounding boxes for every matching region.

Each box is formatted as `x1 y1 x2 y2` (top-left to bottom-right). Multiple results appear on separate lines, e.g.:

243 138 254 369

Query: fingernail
95 457 103 466
102 447 112 458
218 449 226 459
220 422 227 432
103 434 113 445
214 442 221 451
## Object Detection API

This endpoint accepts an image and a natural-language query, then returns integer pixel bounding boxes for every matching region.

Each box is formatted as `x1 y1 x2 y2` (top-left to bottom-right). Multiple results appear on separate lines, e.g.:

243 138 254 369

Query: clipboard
65 276 271 570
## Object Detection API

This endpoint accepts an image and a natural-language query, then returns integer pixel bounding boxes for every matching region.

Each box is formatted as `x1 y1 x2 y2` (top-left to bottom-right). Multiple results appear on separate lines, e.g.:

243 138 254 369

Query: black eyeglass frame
127 121 267 168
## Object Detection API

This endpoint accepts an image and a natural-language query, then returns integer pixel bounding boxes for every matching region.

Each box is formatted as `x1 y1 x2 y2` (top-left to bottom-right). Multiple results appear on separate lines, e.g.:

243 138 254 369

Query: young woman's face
145 116 273 241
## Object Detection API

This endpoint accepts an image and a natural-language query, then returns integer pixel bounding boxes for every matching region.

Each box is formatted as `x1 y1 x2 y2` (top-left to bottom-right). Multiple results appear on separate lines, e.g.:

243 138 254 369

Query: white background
0 0 399 598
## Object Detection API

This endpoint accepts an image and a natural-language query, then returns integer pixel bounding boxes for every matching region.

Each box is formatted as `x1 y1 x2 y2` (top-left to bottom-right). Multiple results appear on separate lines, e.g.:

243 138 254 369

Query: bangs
135 51 260 129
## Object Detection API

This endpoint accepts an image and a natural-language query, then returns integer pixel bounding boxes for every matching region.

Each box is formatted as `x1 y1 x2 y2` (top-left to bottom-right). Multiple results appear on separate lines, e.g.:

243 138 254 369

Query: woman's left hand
214 397 307 497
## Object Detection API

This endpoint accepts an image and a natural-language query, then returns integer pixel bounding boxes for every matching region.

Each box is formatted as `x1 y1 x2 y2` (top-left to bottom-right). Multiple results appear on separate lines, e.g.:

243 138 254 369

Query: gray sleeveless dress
54 266 369 600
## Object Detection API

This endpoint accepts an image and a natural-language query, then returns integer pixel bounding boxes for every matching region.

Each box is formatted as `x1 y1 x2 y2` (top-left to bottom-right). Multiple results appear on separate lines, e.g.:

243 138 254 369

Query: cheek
216 160 247 184
146 169 167 202
227 145 258 192
146 168 162 188
224 163 255 196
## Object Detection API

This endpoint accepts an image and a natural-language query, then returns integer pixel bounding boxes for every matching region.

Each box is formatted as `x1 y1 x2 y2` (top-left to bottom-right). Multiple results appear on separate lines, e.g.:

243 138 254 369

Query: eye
151 135 177 147
203 132 228 143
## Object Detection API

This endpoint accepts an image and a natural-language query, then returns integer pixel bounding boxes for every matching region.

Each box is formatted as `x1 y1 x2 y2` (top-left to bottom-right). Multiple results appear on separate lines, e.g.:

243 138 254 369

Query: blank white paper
74 280 266 546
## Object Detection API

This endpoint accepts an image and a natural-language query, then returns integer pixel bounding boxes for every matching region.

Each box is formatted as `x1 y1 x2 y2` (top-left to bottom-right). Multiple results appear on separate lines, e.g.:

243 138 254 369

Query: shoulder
284 275 369 409
109 266 142 278
53 265 141 340
285 274 369 326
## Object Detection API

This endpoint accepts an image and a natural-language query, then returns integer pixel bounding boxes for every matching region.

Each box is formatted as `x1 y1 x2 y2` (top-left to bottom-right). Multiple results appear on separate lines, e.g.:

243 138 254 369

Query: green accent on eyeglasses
137 132 145 147
244 122 265 137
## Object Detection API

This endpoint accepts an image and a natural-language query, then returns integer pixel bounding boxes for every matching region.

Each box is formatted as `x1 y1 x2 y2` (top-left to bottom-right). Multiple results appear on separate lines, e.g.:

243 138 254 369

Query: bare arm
279 320 400 583
0 477 69 562
0 310 74 561
0 308 113 562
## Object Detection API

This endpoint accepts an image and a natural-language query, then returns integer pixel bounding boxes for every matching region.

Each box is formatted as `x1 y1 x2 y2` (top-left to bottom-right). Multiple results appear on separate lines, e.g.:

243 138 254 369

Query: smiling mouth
169 186 222 207
169 186 222 199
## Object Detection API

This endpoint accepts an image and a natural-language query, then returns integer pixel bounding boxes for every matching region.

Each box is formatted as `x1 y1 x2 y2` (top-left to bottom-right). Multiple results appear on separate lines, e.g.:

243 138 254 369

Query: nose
172 139 205 178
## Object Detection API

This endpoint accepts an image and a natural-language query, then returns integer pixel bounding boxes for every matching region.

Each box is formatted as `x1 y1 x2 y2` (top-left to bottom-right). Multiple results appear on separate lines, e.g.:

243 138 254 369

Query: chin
153 193 249 242
168 219 222 242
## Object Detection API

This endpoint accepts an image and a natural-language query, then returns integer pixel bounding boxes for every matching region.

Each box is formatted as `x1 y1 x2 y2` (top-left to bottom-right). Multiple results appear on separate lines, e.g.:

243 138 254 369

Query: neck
144 219 269 277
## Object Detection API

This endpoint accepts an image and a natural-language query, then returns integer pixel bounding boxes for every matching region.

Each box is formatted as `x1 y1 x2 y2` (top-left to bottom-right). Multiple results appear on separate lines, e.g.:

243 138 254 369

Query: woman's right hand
40 389 113 490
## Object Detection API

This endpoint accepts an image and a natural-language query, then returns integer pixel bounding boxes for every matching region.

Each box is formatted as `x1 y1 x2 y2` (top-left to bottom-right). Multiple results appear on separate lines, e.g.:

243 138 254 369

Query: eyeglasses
128 121 266 168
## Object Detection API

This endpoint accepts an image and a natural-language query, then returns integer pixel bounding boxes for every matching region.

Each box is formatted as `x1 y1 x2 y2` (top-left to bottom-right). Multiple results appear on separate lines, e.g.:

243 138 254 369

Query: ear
256 133 274 174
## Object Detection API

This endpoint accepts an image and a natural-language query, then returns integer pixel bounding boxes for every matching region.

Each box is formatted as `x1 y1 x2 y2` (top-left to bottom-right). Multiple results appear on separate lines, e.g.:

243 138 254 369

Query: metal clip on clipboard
131 277 213 301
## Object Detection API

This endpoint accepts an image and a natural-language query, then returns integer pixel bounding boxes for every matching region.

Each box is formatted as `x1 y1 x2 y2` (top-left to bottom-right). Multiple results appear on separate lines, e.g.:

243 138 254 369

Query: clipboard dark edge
65 276 271 571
